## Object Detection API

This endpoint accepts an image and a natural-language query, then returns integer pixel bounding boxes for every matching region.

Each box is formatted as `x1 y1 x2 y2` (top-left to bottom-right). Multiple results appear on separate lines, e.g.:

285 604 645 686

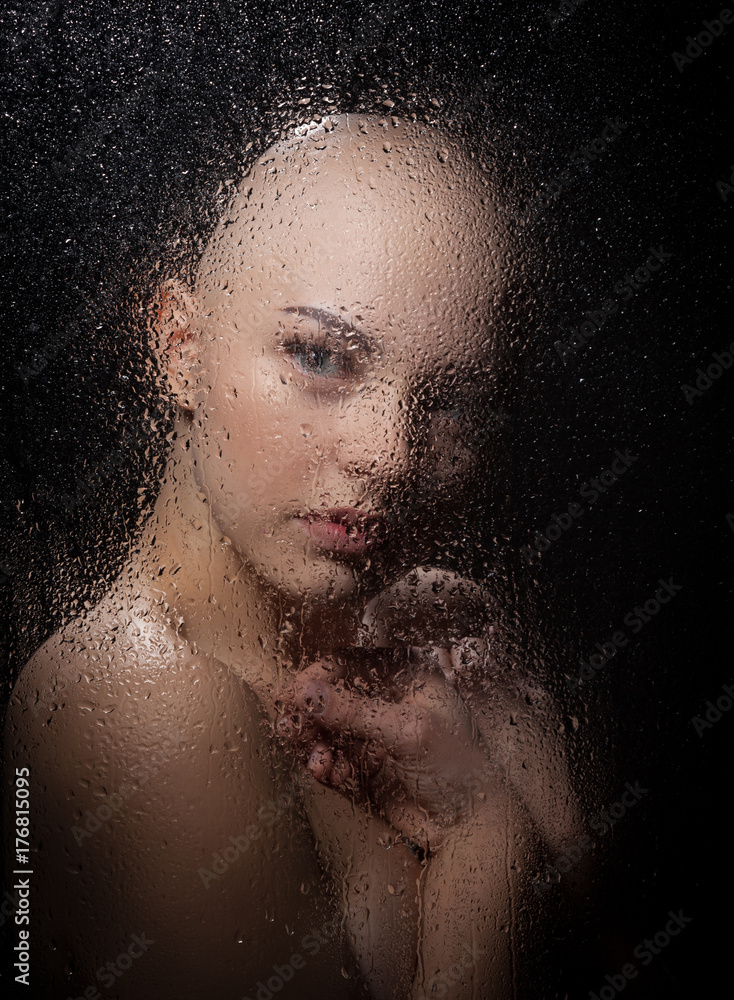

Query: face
182 115 508 604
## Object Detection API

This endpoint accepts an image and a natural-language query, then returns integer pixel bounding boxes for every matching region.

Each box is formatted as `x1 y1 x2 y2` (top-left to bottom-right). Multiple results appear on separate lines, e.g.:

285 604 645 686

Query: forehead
197 117 505 354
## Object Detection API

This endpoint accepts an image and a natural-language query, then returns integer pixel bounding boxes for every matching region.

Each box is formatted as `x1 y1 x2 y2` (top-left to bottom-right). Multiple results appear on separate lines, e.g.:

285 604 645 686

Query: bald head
197 115 505 340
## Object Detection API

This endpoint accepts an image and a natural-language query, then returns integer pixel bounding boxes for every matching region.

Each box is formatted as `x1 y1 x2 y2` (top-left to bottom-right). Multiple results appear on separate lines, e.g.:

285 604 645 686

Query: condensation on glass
0 15 603 998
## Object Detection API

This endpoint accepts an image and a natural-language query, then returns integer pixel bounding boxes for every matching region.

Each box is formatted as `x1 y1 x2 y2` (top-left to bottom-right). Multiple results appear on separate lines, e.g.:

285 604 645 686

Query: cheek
194 361 321 516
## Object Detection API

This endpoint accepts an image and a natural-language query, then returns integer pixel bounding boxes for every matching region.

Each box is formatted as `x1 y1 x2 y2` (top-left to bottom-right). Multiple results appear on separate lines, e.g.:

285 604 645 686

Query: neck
119 417 273 661
123 415 364 685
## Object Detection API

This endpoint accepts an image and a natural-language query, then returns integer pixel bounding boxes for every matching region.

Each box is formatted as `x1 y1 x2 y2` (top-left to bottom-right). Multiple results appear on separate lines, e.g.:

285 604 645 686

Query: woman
4 114 578 998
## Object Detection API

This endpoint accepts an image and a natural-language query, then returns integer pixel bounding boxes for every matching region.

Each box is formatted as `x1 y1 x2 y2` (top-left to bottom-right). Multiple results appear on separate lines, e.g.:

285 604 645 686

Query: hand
273 565 576 856
279 651 561 999
278 650 501 851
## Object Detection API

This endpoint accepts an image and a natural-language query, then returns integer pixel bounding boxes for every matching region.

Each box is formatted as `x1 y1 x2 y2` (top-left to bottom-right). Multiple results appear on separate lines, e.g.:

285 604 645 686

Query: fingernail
300 679 330 716
275 713 295 738
308 742 332 780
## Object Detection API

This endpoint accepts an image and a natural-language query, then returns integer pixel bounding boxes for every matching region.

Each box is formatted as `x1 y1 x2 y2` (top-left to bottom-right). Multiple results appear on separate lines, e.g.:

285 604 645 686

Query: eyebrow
278 306 376 354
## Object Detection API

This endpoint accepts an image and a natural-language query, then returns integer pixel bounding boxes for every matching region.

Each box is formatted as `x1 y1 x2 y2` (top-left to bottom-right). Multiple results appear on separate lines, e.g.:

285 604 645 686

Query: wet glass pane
1 2 730 998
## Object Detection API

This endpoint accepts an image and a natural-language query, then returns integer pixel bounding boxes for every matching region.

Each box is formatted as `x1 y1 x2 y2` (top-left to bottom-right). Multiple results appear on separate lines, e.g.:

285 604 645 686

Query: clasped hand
275 566 504 852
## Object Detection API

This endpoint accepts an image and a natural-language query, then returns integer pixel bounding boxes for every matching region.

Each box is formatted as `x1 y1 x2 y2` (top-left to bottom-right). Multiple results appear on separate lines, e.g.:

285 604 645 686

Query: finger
274 712 297 740
448 637 489 681
273 709 323 749
307 740 333 782
278 657 345 706
292 674 430 751
328 750 354 787
382 798 433 849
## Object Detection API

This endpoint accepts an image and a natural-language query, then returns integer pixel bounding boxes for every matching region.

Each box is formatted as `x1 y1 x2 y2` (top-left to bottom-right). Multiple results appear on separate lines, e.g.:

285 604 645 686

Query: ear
149 278 201 411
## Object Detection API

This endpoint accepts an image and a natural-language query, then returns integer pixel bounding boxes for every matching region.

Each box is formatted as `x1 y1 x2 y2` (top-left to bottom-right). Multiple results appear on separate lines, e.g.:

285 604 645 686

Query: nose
333 379 412 484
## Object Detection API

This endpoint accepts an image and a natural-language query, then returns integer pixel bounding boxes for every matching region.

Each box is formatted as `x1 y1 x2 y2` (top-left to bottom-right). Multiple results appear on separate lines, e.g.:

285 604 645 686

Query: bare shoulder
9 597 257 762
5 600 358 1000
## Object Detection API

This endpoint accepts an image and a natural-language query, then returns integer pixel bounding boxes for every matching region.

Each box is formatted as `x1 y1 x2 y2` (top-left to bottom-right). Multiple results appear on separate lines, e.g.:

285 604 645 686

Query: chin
255 556 362 605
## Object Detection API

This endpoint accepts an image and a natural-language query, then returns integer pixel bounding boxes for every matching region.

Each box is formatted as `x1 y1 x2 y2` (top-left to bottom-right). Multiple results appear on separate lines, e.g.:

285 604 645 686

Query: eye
434 403 465 423
426 398 469 434
283 339 347 377
274 309 375 384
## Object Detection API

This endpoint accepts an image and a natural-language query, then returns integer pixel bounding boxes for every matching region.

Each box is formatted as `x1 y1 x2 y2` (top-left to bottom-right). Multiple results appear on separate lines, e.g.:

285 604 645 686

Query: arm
299 775 422 999
284 650 575 999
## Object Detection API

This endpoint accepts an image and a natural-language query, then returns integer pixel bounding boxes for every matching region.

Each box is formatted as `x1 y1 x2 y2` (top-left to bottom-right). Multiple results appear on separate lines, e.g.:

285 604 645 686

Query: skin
168 112 506 607
4 116 577 998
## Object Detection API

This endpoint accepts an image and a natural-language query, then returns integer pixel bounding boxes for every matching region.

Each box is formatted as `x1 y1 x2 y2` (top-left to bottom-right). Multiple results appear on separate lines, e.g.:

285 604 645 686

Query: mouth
294 506 388 558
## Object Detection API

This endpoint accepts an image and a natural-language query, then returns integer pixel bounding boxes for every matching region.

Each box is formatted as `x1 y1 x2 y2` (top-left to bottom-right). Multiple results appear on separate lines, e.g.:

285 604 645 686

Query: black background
1 2 732 997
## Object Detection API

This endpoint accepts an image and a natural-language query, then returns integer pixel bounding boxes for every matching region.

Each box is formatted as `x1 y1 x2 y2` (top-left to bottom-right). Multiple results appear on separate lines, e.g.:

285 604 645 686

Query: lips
294 506 387 556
